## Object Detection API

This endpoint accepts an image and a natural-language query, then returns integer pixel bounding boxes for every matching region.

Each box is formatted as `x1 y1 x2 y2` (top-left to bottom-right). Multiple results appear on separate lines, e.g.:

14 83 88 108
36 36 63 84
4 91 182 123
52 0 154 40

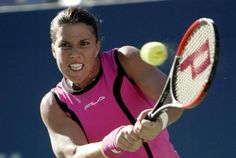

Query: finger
135 120 152 133
134 121 151 139
117 126 140 146
118 137 142 152
135 120 162 140
133 121 142 134
137 109 152 121
125 127 141 144
141 119 157 128
129 129 141 142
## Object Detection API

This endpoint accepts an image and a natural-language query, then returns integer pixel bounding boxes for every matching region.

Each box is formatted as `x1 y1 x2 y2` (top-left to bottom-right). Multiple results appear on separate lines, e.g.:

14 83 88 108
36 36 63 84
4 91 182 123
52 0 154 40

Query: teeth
70 64 83 70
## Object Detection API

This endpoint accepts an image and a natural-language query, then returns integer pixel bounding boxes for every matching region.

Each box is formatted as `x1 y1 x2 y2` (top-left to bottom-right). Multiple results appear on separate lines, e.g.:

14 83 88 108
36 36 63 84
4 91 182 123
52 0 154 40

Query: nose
70 47 81 58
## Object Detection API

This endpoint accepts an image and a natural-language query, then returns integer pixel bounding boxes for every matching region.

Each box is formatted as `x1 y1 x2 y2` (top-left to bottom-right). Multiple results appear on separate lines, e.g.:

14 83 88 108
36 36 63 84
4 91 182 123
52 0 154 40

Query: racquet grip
145 113 158 121
145 108 169 122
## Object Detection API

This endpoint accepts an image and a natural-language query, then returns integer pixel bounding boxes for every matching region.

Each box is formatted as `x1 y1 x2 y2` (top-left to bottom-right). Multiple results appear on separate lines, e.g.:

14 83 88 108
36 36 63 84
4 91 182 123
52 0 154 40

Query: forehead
55 23 95 41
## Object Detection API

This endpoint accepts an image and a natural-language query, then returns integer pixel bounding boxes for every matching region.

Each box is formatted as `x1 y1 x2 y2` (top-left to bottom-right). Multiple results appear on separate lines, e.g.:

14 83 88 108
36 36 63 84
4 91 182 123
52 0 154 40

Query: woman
40 7 183 158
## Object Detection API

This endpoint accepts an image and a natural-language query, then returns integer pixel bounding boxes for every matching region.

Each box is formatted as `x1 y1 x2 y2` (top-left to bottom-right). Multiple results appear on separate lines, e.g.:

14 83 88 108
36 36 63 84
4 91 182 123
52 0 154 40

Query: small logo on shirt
84 96 106 110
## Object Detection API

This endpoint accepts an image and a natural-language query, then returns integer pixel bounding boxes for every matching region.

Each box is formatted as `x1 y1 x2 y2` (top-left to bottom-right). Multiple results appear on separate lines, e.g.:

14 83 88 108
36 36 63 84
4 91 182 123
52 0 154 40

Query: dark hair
50 7 99 43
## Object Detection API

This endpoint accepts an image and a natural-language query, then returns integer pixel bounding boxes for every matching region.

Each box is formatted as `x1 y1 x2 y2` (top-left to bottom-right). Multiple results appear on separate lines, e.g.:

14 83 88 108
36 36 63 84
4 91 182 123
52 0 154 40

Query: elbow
53 150 65 158
168 108 184 125
52 145 77 158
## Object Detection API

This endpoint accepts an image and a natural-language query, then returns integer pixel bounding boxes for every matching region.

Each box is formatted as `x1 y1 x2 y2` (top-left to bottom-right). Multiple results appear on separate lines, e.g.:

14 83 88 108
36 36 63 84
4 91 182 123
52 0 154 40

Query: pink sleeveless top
52 49 179 158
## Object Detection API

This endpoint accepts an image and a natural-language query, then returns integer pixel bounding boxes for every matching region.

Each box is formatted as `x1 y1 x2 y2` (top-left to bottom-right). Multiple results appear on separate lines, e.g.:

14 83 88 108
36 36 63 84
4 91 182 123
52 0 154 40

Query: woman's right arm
40 92 105 158
40 92 142 158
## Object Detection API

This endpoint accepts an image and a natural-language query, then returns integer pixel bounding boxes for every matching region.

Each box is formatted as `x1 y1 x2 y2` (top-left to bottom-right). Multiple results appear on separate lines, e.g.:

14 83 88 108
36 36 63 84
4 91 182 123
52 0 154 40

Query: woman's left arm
117 46 183 139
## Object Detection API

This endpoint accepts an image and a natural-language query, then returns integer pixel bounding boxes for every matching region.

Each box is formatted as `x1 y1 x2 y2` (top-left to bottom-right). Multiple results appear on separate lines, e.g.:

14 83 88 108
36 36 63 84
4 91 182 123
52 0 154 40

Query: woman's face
52 23 100 84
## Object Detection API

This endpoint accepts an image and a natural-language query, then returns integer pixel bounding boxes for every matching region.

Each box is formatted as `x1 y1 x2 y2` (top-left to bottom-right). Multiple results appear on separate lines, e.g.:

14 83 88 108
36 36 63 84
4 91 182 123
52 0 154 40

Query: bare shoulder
40 92 56 118
116 45 157 78
117 46 142 75
117 46 141 64
40 92 65 129
117 45 167 100
118 45 140 56
40 92 88 157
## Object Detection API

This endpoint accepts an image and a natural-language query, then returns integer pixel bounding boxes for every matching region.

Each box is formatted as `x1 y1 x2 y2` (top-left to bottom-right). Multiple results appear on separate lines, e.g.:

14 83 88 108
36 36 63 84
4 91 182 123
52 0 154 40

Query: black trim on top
113 50 136 124
62 56 103 95
113 50 153 158
114 49 129 78
51 91 88 142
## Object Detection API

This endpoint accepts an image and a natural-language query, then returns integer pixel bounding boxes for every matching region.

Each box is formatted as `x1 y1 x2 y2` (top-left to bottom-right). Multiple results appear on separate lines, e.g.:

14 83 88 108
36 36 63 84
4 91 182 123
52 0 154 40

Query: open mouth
69 63 83 71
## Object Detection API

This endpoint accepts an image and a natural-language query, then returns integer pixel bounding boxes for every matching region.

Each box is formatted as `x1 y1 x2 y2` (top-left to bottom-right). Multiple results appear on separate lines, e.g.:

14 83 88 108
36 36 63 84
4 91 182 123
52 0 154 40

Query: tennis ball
140 41 168 66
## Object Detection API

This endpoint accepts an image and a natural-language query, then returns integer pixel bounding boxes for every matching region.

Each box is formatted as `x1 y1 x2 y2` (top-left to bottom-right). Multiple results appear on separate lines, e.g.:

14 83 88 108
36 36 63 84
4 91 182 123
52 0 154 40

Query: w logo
179 40 211 80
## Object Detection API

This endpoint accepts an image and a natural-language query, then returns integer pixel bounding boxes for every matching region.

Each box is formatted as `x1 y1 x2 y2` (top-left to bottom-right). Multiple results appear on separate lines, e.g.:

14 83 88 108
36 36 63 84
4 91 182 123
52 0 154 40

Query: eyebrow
58 40 70 44
60 37 91 42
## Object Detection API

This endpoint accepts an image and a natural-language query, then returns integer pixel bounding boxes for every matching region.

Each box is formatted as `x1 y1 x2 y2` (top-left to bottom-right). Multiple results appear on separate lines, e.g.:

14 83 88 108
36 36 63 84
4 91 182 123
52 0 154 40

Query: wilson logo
84 96 106 110
179 39 211 80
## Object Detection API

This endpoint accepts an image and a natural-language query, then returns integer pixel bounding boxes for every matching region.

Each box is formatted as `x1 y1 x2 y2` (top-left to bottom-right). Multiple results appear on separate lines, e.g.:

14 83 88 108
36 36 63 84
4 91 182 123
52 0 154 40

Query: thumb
137 109 152 121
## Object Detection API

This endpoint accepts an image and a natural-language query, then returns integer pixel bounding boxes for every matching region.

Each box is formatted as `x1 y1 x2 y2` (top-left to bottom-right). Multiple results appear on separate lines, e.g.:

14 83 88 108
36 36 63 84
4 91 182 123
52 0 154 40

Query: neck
71 78 97 92
65 58 101 92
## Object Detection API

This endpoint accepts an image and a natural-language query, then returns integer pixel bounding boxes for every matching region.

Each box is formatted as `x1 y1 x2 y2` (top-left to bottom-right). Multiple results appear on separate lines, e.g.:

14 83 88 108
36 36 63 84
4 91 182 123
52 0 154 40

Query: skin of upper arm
117 46 167 101
117 46 183 124
40 92 88 157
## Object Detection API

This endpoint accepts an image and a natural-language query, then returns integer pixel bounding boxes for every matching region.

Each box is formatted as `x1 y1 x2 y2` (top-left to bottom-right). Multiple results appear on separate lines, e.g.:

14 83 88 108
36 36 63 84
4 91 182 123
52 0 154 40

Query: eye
80 40 90 47
59 42 71 49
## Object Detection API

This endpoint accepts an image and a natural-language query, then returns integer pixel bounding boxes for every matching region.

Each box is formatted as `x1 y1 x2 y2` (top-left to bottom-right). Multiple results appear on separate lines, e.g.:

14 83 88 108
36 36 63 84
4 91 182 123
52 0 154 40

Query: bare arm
40 92 105 158
117 46 183 127
40 92 143 158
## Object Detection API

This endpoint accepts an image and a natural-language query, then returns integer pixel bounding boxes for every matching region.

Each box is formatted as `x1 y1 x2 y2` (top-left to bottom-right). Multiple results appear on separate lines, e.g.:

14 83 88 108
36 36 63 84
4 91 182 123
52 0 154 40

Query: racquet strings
173 21 216 106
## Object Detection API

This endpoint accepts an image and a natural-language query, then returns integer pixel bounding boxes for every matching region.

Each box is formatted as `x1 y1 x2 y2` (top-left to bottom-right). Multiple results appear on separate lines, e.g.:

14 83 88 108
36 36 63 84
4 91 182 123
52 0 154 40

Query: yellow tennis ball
140 42 168 66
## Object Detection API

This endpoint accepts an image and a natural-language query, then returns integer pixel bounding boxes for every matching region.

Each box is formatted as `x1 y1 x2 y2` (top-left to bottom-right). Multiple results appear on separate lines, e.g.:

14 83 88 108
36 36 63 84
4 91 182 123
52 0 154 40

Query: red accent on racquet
148 18 219 121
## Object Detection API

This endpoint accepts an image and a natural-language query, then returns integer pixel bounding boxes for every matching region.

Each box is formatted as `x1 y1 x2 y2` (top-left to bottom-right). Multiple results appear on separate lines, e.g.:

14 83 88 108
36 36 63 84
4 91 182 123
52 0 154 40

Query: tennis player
40 7 183 158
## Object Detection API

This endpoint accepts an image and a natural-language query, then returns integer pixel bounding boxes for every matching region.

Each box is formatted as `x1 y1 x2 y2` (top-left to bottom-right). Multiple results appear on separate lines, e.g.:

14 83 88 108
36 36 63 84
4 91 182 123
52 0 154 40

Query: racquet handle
145 107 169 121
145 113 157 121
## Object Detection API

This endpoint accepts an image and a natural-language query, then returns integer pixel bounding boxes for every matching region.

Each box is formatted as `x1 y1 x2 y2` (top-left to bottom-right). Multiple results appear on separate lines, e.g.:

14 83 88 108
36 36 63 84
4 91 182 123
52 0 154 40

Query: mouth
69 63 84 71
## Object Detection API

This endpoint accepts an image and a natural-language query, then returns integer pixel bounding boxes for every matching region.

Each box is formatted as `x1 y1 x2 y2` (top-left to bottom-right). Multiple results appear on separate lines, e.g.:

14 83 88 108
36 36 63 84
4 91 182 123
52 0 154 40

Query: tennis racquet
148 18 219 121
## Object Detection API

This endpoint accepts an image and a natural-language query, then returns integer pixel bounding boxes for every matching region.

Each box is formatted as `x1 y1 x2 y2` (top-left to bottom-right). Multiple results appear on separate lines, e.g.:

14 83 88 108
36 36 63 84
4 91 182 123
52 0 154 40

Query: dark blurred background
0 0 235 157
